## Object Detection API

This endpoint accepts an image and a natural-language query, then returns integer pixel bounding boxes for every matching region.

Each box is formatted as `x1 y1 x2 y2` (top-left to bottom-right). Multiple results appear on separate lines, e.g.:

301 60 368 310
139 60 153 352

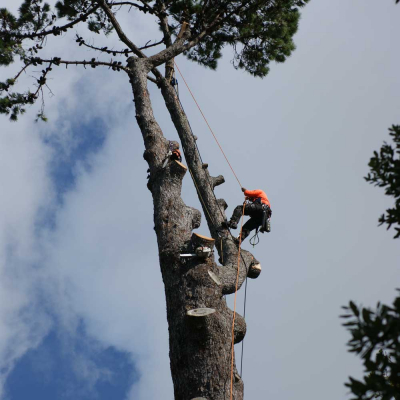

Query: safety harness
249 201 271 247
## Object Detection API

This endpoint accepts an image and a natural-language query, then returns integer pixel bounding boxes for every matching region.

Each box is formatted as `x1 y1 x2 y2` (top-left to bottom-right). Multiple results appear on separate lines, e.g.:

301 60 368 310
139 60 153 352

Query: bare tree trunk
128 58 261 399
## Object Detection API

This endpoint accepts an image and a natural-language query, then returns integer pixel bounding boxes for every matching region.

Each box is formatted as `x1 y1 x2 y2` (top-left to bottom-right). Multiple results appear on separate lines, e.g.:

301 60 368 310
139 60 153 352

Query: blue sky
5 323 137 400
1 1 400 399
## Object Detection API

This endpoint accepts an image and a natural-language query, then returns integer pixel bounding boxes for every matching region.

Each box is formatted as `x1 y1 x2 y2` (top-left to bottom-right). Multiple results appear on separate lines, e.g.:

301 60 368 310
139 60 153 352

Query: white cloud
0 120 54 398
40 118 172 398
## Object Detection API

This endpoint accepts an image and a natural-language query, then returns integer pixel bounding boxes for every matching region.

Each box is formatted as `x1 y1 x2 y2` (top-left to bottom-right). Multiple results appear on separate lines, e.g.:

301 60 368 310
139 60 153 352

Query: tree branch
139 38 165 50
148 0 262 68
110 1 157 15
157 3 174 80
5 5 100 40
31 56 130 73
75 34 164 56
147 75 158 85
96 0 146 58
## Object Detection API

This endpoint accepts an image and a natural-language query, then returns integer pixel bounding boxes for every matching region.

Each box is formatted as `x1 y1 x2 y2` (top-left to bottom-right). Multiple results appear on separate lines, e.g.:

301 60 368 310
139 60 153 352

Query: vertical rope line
240 276 248 376
230 202 246 400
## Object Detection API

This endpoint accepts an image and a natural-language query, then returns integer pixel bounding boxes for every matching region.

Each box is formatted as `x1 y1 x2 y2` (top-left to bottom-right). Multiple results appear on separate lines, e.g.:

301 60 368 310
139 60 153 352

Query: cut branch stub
216 198 228 210
232 312 246 344
187 308 216 317
191 233 215 250
248 262 261 279
211 175 225 188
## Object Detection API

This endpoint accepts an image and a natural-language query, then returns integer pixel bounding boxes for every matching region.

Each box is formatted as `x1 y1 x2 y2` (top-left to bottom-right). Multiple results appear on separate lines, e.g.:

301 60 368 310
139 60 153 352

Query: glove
241 187 246 193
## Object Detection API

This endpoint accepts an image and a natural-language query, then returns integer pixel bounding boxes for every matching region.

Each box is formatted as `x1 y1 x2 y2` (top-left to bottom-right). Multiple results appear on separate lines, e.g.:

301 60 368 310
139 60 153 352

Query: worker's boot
222 220 238 230
228 220 238 229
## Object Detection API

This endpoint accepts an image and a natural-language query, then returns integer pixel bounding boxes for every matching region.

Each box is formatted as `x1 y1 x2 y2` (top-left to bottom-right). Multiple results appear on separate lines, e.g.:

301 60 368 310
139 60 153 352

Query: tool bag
260 205 271 233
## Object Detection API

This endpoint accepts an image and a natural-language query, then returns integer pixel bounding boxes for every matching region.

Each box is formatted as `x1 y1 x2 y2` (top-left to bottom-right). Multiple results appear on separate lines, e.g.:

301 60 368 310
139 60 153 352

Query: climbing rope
240 274 248 376
174 61 243 189
249 228 260 247
230 202 246 400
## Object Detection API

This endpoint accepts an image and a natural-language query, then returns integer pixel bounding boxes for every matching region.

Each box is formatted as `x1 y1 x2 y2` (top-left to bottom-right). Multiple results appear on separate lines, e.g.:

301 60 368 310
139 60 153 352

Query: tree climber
162 142 182 168
226 188 272 241
171 144 182 162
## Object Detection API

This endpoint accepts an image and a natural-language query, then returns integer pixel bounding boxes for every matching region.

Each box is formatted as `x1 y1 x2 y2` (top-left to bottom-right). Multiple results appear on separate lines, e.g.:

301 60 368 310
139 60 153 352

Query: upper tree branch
4 5 100 40
96 0 146 58
110 1 157 15
76 34 164 56
148 0 261 68
32 56 159 85
32 56 130 73
157 2 174 80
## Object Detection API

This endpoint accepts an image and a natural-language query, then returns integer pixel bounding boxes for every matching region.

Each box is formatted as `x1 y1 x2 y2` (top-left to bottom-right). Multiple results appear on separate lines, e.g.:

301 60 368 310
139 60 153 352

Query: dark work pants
230 203 264 240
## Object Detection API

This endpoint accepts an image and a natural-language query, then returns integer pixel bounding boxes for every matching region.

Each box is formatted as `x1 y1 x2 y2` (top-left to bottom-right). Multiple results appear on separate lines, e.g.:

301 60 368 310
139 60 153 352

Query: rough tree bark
127 57 261 399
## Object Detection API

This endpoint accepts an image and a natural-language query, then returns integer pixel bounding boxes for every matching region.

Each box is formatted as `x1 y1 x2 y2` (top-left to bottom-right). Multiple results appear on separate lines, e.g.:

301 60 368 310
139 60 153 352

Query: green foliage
18 0 51 31
0 0 57 70
0 0 311 120
170 0 309 77
365 126 400 239
56 0 113 35
341 294 400 400
0 0 110 121
0 8 22 66
0 91 35 121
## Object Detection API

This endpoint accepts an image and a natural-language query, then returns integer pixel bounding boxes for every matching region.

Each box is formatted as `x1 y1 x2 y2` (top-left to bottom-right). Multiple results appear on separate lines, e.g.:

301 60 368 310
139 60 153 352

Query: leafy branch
341 294 400 400
1 4 100 41
74 34 164 56
365 125 400 239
